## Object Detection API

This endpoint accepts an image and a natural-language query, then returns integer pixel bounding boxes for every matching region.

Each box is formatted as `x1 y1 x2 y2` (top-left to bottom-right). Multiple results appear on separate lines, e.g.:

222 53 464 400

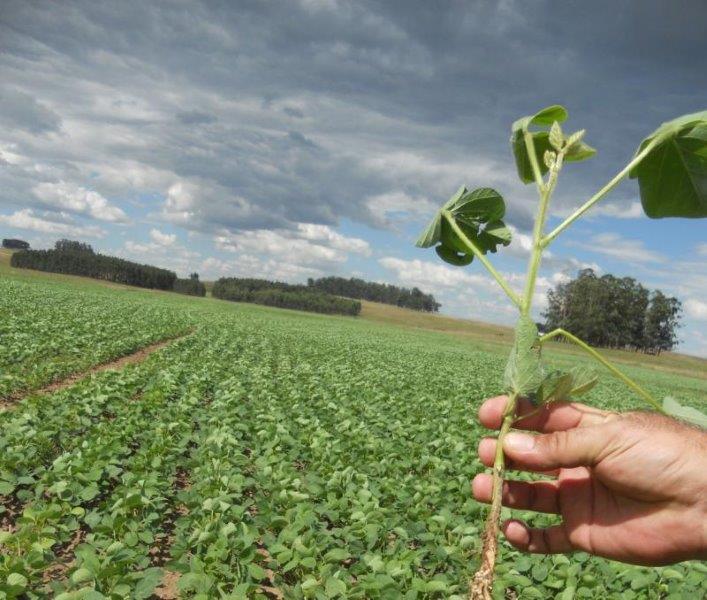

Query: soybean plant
415 106 707 599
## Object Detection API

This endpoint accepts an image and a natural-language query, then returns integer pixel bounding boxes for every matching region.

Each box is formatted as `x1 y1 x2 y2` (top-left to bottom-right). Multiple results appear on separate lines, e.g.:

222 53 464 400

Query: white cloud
296 223 371 255
199 253 322 282
215 224 370 266
684 298 707 321
592 201 644 219
0 208 106 238
365 191 437 228
696 243 707 257
574 232 665 264
378 256 487 292
33 181 129 223
117 236 200 276
149 228 176 246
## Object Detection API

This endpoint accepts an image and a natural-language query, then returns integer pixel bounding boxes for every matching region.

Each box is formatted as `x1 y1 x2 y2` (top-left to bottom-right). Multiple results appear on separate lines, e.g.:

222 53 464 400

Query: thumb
502 426 609 471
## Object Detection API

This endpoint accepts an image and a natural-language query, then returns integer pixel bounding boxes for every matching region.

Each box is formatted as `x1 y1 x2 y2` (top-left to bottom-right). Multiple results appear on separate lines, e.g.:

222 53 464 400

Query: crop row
0 279 191 399
1 276 705 598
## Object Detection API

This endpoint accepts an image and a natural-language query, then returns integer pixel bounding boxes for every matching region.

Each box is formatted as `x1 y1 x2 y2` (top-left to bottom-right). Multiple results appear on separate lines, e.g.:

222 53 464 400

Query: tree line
307 276 441 312
212 277 361 316
2 238 30 250
11 240 179 292
543 268 682 354
173 273 206 297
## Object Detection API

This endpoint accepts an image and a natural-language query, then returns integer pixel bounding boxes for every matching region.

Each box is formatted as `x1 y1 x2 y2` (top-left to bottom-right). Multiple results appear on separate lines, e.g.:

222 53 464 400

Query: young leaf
511 105 594 184
549 121 564 151
662 396 707 429
543 150 556 169
564 140 597 162
629 111 707 218
511 130 553 184
503 316 543 395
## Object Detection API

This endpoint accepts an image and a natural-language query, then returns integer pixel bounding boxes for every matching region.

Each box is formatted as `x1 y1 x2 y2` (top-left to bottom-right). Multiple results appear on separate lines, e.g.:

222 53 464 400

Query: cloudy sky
1 0 706 355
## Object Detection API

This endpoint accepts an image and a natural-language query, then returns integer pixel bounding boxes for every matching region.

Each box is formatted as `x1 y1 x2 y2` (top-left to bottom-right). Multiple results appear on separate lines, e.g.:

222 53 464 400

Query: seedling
415 105 707 599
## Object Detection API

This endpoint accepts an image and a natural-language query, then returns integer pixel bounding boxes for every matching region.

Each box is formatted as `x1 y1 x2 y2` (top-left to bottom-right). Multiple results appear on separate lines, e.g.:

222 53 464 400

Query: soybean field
1 265 706 599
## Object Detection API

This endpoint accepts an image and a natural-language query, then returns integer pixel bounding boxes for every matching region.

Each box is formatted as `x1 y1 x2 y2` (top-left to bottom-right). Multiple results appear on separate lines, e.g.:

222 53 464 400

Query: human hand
472 396 707 565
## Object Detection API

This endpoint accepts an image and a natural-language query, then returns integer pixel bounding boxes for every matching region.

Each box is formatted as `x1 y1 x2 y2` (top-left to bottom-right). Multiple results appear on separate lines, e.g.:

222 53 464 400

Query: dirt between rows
0 330 193 410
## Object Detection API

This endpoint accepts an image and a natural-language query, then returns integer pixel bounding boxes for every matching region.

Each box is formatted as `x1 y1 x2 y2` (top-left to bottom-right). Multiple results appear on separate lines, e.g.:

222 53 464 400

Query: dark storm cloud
1 0 705 234
0 88 62 134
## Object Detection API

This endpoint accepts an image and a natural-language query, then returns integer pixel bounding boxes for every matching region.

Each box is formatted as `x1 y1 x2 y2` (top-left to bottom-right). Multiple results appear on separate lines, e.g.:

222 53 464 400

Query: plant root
469 397 516 599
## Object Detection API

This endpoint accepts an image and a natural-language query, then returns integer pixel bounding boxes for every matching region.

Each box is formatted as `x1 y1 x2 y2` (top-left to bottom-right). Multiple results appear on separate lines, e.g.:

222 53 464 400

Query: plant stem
523 131 546 193
470 393 518 600
521 151 564 315
541 138 659 247
538 328 664 413
442 211 522 308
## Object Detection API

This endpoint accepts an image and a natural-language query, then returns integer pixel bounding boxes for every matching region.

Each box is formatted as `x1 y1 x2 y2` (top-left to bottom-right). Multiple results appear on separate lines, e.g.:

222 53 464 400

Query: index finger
478 395 615 433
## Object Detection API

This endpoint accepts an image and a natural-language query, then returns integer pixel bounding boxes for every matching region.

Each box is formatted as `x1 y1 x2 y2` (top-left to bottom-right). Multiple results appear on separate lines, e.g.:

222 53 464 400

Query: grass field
1 252 706 599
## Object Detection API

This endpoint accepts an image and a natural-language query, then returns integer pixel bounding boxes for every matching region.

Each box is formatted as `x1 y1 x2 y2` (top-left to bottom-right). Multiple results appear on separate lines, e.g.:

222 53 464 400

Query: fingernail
504 432 535 452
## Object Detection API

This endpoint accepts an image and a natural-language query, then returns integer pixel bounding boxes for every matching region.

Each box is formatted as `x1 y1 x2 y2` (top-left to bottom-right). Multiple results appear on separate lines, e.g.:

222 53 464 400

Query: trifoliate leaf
415 186 467 248
662 396 707 429
511 105 593 184
417 186 511 266
629 110 707 218
504 316 543 395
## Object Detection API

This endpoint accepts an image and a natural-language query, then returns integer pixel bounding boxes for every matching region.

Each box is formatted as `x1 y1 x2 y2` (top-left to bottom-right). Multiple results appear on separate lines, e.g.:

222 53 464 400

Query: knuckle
540 430 570 457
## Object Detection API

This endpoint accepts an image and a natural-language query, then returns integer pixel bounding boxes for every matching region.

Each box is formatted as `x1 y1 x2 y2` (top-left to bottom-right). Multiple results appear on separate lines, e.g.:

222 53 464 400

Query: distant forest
10 239 205 296
307 276 440 312
544 268 682 354
212 277 361 316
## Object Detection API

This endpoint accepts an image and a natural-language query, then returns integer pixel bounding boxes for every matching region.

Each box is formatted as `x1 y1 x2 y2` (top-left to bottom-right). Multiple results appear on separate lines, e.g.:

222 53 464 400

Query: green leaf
419 187 511 266
536 370 573 404
565 140 597 162
503 316 543 395
569 366 598 396
662 396 707 429
629 110 707 218
415 213 442 249
0 481 15 495
549 121 564 151
435 244 473 266
71 567 93 584
133 568 164 600
475 220 512 254
415 186 467 248
325 577 347 597
511 130 553 184
324 548 350 562
451 188 505 222
6 573 28 588
247 562 267 581
511 105 593 184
